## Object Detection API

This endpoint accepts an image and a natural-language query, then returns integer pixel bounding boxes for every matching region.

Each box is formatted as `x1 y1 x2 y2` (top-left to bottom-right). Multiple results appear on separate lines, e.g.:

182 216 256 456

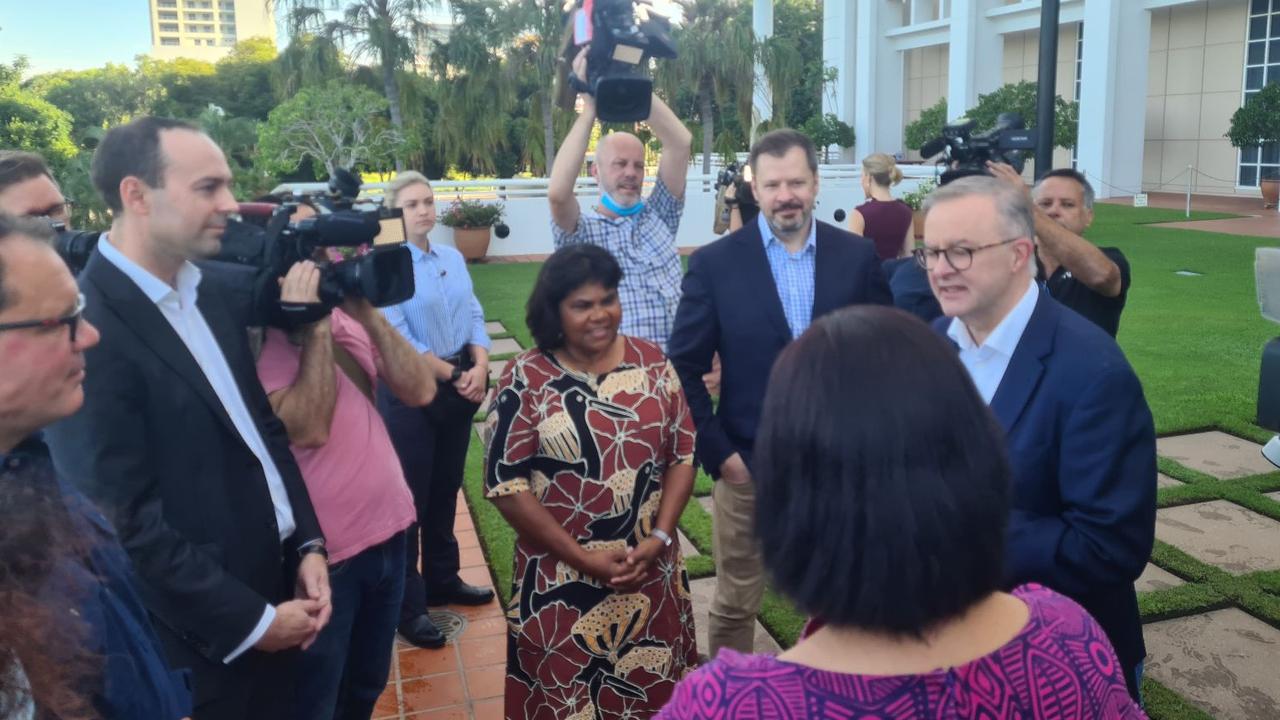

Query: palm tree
656 0 754 175
275 0 437 170
427 0 518 174
507 0 568 175
758 34 804 130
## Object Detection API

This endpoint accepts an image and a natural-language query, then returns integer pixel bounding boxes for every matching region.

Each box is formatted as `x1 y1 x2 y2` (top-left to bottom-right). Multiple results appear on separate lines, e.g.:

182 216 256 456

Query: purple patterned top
656 585 1146 720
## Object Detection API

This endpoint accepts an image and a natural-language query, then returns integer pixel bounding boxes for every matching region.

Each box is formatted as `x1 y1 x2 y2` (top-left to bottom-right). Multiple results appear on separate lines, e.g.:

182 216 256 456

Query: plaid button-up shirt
551 178 684 349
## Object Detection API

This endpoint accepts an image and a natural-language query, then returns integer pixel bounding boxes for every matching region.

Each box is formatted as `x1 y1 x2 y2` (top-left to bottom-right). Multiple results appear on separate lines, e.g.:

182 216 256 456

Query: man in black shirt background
989 163 1130 337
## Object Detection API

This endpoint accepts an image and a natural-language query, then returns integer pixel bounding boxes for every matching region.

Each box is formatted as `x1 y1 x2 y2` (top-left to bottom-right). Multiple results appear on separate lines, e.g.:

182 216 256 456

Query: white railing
271 165 938 258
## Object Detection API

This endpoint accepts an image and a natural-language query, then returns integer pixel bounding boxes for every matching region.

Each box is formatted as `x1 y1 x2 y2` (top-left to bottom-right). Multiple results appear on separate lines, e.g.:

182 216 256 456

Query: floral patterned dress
482 336 699 720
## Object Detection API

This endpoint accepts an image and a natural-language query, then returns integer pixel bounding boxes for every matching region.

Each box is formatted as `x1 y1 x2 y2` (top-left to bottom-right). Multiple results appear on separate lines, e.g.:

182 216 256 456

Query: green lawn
461 204 1280 719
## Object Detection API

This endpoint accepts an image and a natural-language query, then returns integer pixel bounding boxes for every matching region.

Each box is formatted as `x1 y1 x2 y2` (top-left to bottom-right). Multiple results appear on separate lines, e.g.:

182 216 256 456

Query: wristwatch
650 528 673 547
298 540 328 561
450 366 464 382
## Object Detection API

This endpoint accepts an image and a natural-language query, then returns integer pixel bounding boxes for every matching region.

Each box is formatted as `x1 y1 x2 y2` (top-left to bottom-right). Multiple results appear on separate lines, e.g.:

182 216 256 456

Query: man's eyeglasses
0 293 87 342
913 237 1021 271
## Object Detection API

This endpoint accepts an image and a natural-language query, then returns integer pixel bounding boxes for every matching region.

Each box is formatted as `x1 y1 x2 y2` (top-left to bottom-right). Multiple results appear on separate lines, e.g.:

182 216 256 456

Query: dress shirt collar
97 234 203 309
757 211 816 255
947 277 1039 355
406 241 439 263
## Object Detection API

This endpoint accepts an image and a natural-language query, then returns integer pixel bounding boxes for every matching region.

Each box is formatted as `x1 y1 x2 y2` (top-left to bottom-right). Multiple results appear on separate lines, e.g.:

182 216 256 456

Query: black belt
442 348 474 370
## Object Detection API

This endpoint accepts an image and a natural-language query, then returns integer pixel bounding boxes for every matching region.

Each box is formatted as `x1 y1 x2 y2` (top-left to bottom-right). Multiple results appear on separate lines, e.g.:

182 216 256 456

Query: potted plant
439 198 505 261
901 178 937 241
1226 82 1280 210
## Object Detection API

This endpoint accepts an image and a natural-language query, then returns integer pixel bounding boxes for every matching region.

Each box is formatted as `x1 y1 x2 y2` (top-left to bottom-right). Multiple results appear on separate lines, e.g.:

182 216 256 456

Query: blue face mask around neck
600 191 644 217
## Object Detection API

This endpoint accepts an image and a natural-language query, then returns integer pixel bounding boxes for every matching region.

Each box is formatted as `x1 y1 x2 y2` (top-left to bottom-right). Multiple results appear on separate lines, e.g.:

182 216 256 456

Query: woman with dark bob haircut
482 244 699 719
658 306 1144 719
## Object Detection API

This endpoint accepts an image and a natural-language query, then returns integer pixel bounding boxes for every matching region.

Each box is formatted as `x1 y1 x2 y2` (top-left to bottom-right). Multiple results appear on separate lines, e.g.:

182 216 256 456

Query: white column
752 0 774 143
947 0 1004 121
1076 0 1149 199
822 0 857 162
854 0 905 158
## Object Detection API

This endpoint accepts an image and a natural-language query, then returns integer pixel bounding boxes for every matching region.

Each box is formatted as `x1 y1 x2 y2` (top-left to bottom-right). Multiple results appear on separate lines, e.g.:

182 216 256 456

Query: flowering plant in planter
439 198 505 229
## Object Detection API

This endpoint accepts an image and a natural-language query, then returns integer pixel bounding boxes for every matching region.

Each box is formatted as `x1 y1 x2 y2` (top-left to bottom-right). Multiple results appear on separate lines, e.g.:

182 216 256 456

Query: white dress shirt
947 278 1039 404
98 237 291 662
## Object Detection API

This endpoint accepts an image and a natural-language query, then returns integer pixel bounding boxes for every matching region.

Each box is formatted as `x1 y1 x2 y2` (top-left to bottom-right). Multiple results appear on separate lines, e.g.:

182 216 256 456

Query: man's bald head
592 132 646 210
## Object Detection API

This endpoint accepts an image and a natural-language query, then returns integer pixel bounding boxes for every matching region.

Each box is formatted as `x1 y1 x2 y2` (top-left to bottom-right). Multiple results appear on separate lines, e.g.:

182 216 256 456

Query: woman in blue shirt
378 172 497 648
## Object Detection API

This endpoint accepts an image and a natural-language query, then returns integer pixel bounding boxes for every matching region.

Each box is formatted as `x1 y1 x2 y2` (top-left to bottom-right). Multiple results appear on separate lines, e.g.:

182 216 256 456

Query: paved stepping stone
484 321 506 335
489 359 508 381
698 496 713 514
1266 491 1280 503
688 577 782 658
1156 431 1276 479
490 337 523 356
1135 563 1185 593
1155 500 1280 574
1157 473 1183 488
678 530 699 557
1144 607 1280 720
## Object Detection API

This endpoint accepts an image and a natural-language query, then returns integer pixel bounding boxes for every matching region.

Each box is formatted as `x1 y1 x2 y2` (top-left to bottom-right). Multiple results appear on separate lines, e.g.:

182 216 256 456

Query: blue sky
0 1 283 76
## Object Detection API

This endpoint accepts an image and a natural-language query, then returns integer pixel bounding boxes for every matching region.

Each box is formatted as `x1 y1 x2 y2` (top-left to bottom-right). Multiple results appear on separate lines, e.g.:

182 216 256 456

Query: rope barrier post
1186 164 1193 218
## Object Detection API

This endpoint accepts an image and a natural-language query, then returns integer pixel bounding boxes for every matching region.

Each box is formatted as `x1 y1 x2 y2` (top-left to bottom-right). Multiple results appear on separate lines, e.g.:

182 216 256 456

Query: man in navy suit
669 129 891 655
920 175 1156 702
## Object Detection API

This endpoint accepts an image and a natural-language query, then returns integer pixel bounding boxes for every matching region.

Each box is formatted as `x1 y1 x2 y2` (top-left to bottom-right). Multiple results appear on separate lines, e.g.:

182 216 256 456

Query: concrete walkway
1101 191 1280 239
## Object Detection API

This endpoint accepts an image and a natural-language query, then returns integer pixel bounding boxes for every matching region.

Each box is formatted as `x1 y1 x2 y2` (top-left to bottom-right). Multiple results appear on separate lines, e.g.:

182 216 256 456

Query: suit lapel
736 224 793 341
989 291 1056 433
85 251 241 439
811 222 842 321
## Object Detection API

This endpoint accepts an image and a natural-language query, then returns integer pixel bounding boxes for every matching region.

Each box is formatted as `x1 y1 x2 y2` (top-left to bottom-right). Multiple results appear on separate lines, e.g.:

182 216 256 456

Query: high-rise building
148 0 276 62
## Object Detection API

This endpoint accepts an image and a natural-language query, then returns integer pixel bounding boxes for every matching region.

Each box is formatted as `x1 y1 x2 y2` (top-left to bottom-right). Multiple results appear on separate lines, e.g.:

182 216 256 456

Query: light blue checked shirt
758 212 817 339
551 177 684 349
382 241 491 358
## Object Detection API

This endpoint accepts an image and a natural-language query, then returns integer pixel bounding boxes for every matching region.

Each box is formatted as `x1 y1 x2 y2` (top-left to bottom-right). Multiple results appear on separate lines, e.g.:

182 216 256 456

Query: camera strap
332 339 375 403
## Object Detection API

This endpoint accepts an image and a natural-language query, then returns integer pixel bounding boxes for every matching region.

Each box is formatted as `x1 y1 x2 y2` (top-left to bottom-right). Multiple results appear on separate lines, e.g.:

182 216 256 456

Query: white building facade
813 0 1279 198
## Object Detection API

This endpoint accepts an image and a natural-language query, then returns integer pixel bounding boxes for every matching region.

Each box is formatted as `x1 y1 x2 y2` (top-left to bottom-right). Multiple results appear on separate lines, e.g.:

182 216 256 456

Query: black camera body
713 161 758 232
216 173 415 326
574 0 677 122
51 224 101 276
920 112 1038 185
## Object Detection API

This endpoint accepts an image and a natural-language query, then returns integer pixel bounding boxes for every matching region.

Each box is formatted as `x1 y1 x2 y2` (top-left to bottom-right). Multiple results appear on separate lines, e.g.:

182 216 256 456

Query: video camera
563 0 677 122
51 223 102 276
213 169 415 327
713 161 758 233
919 113 1038 185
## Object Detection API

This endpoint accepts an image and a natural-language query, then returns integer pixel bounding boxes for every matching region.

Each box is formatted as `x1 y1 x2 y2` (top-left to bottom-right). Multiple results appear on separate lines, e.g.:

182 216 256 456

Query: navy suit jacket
46 250 323 704
935 291 1156 684
669 220 892 475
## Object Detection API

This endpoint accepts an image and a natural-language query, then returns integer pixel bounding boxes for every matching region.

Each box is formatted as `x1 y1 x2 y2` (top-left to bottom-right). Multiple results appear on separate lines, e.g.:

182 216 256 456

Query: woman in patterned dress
657 306 1146 720
482 244 698 720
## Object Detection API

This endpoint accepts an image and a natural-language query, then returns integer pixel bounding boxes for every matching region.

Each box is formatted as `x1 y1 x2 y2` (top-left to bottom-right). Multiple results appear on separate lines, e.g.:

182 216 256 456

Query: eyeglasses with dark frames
0 293 87 343
913 237 1022 271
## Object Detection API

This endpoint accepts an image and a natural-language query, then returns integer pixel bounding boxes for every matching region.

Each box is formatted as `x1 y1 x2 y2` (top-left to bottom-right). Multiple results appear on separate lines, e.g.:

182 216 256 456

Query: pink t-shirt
257 310 415 563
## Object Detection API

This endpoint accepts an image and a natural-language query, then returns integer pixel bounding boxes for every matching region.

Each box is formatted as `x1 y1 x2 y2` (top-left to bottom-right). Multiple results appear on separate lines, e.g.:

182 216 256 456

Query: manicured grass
460 206 1280 718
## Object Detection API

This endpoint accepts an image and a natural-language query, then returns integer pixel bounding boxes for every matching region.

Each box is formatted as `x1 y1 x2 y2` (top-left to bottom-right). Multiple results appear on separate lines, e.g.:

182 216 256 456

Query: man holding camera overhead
44 117 329 720
548 48 693 350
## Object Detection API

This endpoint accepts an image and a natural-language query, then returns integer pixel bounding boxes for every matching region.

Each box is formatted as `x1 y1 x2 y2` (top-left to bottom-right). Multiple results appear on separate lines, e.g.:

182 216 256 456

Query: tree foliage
802 113 855 162
257 80 405 178
657 0 753 174
0 85 77 170
1226 82 1280 149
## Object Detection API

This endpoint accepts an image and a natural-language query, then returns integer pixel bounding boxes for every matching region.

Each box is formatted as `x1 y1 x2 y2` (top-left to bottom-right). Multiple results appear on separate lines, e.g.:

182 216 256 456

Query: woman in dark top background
848 152 914 260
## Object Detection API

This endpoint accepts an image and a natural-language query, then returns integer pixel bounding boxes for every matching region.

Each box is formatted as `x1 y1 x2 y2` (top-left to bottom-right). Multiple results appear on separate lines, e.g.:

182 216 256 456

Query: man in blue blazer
669 129 891 656
921 175 1156 702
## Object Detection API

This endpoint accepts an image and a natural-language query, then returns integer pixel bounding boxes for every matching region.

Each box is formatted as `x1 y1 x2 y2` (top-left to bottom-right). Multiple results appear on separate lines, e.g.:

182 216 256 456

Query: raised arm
548 50 596 234
648 93 692 201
